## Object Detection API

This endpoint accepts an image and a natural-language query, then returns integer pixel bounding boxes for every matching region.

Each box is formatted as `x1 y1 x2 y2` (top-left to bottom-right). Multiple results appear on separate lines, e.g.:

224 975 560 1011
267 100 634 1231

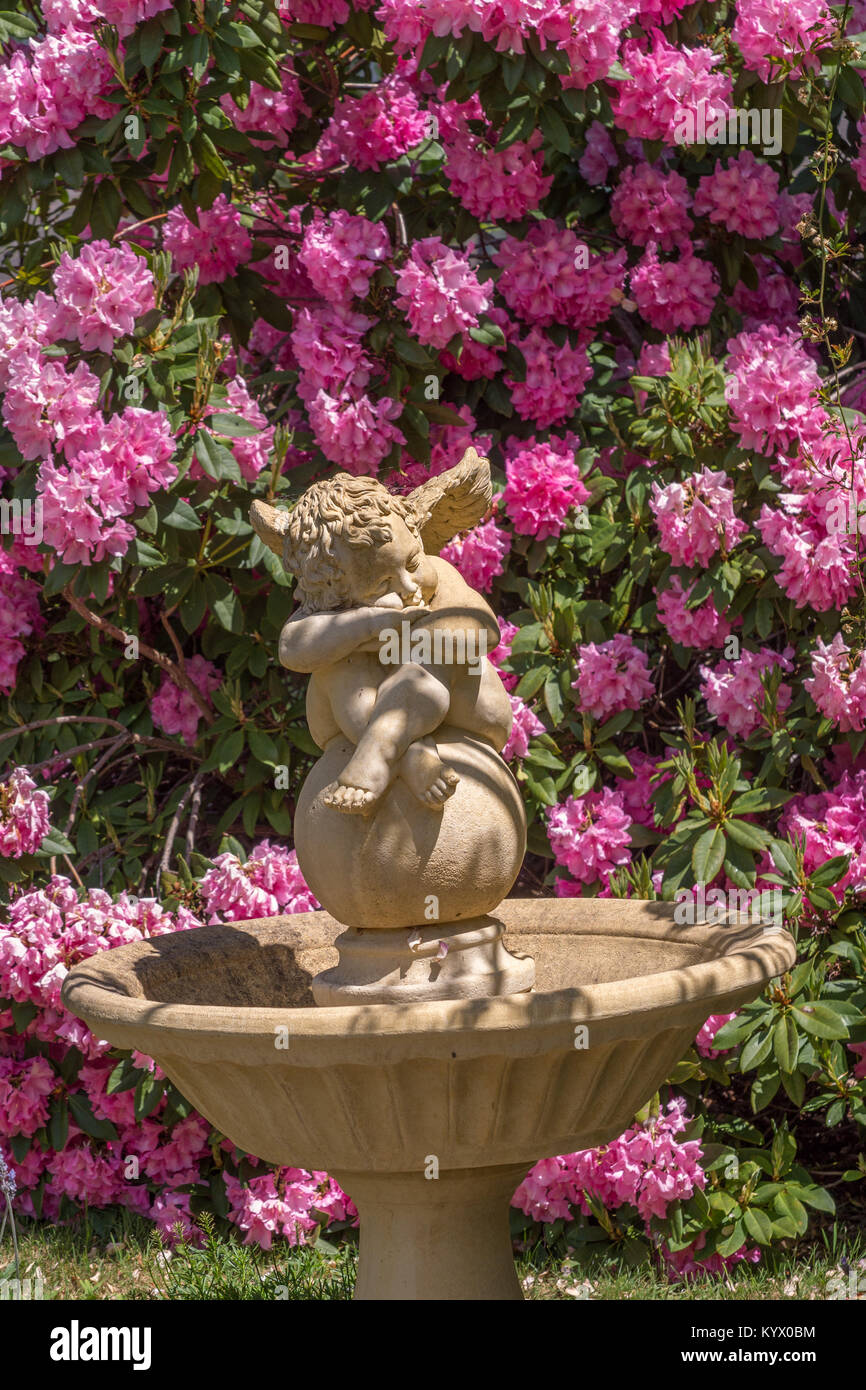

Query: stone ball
294 728 527 930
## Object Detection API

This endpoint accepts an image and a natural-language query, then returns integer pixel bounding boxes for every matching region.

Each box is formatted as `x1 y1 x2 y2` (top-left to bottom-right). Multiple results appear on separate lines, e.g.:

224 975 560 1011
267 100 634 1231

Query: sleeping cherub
250 449 513 815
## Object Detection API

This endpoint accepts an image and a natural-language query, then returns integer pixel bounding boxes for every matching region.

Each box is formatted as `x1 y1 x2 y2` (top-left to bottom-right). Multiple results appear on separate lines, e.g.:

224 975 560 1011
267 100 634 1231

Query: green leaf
773 1014 799 1073
37 827 76 856
692 827 726 885
195 430 242 483
790 1003 850 1040
134 1069 165 1121
725 818 770 852
743 1205 773 1245
68 1092 119 1142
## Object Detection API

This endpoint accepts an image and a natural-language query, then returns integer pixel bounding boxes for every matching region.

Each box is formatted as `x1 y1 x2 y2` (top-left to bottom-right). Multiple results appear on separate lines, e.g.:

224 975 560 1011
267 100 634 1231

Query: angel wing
249 498 291 560
406 447 492 555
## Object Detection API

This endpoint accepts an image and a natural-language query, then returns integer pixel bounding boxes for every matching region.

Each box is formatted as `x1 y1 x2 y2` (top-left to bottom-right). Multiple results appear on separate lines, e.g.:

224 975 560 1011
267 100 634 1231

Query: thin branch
63 586 214 725
159 769 204 892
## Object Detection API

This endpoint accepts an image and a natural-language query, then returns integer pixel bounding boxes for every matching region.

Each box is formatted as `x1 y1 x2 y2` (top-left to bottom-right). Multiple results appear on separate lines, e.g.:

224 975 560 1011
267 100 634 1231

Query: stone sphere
294 728 527 930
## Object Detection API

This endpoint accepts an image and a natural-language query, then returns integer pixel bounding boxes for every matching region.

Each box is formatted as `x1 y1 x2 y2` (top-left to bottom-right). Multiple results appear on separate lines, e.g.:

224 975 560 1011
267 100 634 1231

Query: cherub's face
334 512 437 609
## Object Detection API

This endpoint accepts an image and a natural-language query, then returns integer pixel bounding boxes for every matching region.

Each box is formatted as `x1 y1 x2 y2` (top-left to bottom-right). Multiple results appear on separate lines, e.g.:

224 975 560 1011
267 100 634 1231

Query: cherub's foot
322 783 378 814
400 741 460 810
323 746 394 815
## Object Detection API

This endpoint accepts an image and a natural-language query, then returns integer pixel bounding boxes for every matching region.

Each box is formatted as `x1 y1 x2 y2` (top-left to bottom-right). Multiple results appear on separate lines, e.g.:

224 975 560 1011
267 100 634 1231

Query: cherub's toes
443 768 460 788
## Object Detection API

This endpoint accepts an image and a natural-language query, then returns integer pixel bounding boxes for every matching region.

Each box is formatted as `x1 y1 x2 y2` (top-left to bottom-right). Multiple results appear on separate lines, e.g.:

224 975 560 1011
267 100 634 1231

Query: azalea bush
1 0 866 1275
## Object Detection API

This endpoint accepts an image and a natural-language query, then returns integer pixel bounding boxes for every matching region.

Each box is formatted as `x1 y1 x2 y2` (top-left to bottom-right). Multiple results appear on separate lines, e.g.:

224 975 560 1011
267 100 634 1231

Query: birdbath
62 450 797 1300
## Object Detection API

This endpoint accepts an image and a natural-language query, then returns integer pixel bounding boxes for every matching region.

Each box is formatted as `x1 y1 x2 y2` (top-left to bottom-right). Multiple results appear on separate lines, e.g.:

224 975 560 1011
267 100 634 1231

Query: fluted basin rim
61 898 798 1055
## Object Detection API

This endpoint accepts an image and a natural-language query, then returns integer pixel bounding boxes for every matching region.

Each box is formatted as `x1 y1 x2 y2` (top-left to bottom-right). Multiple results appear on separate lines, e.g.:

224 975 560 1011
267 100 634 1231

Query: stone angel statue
250 447 514 819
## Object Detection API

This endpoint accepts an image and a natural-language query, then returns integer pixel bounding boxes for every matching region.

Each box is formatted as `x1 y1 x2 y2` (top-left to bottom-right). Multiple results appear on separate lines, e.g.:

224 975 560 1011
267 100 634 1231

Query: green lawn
3 1210 864 1301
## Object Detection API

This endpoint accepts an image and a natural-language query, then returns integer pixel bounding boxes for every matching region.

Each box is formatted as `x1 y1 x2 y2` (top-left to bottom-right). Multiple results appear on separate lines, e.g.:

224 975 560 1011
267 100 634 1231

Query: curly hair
284 473 421 612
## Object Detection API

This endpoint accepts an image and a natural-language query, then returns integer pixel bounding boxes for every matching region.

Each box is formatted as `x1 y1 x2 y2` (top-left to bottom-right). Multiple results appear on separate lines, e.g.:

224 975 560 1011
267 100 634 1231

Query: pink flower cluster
395 236 489 350
726 325 824 455
502 437 589 540
651 469 746 568
655 577 732 649
611 33 732 143
198 842 320 921
514 1097 705 1224
574 633 654 721
440 513 512 592
546 787 633 885
502 694 545 761
52 240 155 353
0 770 51 858
150 655 222 746
507 328 592 429
0 28 112 160
693 151 781 241
699 646 794 738
163 196 252 286
444 124 552 221
805 634 866 732
496 222 625 332
630 245 718 333
779 769 866 893
611 163 692 252
299 210 391 306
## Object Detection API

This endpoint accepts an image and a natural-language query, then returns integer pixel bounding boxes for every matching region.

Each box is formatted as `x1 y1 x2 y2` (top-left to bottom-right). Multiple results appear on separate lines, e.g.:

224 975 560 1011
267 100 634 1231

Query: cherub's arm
279 605 408 673
418 557 502 648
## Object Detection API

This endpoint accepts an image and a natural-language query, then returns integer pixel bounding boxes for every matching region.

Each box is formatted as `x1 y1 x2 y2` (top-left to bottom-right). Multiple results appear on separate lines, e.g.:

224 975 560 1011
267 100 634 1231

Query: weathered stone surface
62 898 796 1300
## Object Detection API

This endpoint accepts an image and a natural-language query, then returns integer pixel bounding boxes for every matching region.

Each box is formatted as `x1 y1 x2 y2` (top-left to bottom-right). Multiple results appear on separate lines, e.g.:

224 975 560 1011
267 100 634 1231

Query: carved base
311 915 535 1006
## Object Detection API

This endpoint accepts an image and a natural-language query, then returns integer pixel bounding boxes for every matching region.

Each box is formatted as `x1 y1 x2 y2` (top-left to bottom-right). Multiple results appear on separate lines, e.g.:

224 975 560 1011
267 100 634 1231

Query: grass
3 1208 865 1301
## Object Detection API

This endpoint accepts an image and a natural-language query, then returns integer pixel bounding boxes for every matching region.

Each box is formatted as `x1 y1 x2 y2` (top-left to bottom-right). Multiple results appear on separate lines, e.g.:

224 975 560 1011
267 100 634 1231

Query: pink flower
573 634 655 721
198 842 318 923
805 633 866 732
733 0 836 82
507 328 592 429
655 576 732 649
299 209 391 306
0 1055 54 1136
307 388 405 474
444 123 552 220
4 355 100 461
395 237 489 351
440 515 511 592
693 151 780 241
0 552 42 694
150 655 222 745
314 69 429 171
163 195 252 285
502 437 589 540
726 325 824 454
695 1012 736 1058
220 67 308 146
52 240 155 353
488 619 519 690
502 694 545 761
547 787 633 884
611 163 692 252
651 469 746 567
495 222 625 332
631 244 718 333
611 33 732 143
0 770 51 858
699 646 794 738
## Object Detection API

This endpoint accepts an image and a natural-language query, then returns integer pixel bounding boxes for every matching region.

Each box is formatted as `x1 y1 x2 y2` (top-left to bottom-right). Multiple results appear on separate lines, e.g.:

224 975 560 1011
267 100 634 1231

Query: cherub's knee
389 663 450 720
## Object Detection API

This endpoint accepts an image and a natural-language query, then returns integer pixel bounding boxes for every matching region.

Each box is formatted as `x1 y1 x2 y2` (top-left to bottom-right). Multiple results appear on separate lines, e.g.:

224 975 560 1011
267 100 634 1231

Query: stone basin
61 897 796 1300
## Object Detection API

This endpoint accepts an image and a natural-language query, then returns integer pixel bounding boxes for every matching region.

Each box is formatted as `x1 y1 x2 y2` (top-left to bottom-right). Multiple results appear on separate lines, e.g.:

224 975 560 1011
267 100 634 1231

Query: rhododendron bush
1 0 866 1275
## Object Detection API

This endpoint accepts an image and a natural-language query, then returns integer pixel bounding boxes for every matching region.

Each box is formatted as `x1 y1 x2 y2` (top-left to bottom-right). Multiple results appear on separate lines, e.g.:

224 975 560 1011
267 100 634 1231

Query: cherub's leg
447 658 515 752
398 736 460 808
324 664 454 814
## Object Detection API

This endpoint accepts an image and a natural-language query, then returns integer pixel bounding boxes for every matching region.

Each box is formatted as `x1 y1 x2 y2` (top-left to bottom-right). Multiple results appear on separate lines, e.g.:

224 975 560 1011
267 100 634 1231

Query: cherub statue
250 448 514 816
